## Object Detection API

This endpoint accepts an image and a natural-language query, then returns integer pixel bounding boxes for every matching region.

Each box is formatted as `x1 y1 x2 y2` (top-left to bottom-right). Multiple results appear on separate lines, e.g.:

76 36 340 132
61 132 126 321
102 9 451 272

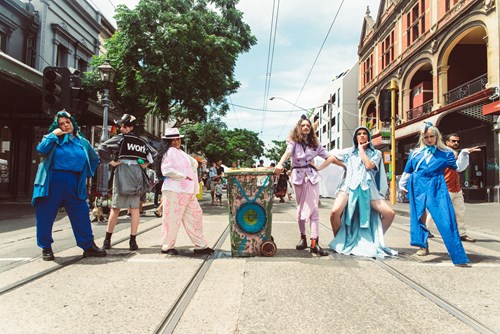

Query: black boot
310 238 328 256
296 234 307 250
129 235 139 251
103 232 112 249
83 242 107 258
42 247 55 261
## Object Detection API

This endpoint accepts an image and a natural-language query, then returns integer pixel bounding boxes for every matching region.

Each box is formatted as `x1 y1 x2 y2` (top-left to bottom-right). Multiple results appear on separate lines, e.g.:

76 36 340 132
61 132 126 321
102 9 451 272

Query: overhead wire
259 0 281 136
228 96 241 128
276 0 346 140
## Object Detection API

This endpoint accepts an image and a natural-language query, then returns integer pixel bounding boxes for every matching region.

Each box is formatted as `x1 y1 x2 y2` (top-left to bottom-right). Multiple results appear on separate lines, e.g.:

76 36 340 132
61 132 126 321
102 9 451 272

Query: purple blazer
287 140 329 185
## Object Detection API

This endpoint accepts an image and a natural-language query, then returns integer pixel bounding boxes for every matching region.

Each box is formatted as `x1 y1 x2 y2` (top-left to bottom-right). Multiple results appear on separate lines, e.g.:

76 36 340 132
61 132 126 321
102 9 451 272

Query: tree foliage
183 121 263 166
86 0 256 127
264 140 287 166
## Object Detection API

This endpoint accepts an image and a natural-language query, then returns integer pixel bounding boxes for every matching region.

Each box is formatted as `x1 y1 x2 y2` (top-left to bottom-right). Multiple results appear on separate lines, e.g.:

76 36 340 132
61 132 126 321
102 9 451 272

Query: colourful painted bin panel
226 168 275 256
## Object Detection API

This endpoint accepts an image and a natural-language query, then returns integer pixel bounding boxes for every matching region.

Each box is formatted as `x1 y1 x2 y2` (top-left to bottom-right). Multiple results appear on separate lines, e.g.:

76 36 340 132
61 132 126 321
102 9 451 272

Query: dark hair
153 139 173 178
445 133 459 141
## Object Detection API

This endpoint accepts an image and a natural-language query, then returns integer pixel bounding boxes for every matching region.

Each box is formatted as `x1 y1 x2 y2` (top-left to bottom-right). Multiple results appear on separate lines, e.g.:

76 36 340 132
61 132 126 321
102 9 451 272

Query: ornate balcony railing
444 74 487 104
406 99 433 121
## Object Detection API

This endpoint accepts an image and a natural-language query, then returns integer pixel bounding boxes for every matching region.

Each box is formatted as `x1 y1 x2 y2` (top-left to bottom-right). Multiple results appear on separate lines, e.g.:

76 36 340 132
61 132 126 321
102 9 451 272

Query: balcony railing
407 99 433 121
444 74 487 104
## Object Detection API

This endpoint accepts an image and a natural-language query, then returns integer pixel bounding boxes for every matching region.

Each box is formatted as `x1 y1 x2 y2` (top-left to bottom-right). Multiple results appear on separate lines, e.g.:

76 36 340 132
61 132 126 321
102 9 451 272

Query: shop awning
482 100 500 116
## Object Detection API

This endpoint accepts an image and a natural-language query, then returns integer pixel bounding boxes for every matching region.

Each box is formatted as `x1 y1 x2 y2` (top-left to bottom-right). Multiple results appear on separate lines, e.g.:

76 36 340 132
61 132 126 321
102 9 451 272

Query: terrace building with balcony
357 0 500 202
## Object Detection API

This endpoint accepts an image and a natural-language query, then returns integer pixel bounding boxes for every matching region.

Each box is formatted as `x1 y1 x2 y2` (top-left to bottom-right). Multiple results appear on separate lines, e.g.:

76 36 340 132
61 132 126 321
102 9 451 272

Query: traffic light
379 89 391 122
42 67 70 115
69 72 89 117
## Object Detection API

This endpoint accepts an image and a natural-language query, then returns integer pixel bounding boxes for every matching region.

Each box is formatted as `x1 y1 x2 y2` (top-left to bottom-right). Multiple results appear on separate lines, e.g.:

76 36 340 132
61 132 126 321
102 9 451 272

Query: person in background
328 126 396 258
158 128 214 255
98 114 156 251
215 177 224 206
399 122 470 266
209 162 217 205
426 133 481 242
32 110 106 261
275 169 289 203
275 115 343 256
286 170 293 201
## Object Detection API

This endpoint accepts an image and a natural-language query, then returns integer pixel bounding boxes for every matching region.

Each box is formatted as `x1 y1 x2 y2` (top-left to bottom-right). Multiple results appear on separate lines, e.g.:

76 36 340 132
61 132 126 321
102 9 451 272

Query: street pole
96 59 116 196
390 79 397 204
96 87 110 195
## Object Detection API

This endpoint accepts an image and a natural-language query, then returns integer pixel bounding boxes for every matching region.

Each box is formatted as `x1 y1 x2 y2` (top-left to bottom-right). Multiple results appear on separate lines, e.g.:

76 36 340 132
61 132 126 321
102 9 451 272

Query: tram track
372 259 496 334
154 225 230 334
317 221 497 334
0 221 163 296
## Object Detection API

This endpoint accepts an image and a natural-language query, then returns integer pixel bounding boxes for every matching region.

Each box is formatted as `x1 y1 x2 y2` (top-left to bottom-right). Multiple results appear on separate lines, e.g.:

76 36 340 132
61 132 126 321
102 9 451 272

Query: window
331 116 336 127
78 59 88 73
406 0 426 45
337 88 341 107
337 112 340 132
445 0 459 12
330 139 336 149
382 30 395 69
362 54 373 86
56 44 68 67
0 31 7 52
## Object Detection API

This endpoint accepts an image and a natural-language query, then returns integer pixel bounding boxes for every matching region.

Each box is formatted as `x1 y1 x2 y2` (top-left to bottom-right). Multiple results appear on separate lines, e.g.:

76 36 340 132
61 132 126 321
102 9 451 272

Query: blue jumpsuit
402 147 469 265
33 133 99 250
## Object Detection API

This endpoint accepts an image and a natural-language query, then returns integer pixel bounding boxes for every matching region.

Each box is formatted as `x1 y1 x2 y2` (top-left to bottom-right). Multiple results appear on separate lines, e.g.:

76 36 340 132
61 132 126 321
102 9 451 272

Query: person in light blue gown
399 122 470 266
329 126 397 258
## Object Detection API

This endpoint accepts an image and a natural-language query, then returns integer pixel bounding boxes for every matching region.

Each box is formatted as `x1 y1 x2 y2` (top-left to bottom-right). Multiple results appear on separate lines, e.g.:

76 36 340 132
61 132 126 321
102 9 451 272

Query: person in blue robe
329 126 397 258
399 122 470 266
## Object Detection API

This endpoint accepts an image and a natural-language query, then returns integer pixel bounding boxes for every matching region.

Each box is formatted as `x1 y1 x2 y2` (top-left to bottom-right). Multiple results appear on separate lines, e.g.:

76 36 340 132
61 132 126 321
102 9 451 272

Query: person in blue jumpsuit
32 110 106 261
399 122 470 266
328 126 397 258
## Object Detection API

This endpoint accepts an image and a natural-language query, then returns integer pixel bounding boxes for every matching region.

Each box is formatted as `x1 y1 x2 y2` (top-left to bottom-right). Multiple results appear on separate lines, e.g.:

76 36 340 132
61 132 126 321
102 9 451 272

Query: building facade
0 0 163 202
313 65 359 151
358 0 500 202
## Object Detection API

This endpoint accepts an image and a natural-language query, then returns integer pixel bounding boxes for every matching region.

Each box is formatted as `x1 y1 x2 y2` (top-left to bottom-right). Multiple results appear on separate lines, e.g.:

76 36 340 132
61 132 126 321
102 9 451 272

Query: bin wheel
260 241 277 257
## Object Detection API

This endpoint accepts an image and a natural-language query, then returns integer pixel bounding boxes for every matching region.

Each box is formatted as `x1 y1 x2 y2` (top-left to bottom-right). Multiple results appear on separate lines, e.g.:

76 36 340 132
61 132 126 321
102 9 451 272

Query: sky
94 0 381 150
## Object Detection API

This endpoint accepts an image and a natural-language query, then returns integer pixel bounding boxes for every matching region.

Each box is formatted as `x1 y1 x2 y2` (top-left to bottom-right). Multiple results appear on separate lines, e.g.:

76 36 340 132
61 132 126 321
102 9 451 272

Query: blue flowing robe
403 148 469 265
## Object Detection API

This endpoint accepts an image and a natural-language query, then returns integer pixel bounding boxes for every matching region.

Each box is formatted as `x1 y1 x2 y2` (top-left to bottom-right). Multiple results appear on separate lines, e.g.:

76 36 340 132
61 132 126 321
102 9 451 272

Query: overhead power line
277 0 346 139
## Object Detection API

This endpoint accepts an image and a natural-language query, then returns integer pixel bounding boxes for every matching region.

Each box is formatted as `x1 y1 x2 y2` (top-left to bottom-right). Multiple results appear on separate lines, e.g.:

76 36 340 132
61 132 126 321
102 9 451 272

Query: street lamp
96 59 116 195
269 96 311 113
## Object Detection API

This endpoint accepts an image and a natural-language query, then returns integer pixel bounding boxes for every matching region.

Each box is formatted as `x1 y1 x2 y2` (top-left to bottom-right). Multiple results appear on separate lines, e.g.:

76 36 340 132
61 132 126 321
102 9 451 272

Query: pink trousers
294 180 320 239
161 190 208 251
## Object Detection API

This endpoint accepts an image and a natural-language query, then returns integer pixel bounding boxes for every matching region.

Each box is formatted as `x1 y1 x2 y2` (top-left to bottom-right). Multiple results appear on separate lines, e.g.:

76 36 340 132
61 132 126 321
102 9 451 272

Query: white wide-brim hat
162 128 184 139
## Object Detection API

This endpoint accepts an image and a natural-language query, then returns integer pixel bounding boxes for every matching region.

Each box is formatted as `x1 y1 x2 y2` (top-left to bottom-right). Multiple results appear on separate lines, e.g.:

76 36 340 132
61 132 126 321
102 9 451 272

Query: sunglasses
450 140 460 143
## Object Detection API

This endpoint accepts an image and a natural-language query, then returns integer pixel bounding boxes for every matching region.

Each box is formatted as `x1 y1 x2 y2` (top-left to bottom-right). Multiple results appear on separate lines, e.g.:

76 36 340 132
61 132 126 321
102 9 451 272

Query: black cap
115 114 136 127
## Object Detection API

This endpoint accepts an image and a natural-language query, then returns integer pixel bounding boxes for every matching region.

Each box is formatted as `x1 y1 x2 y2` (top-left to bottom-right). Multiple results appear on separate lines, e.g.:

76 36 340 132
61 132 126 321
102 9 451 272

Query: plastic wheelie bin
225 168 277 257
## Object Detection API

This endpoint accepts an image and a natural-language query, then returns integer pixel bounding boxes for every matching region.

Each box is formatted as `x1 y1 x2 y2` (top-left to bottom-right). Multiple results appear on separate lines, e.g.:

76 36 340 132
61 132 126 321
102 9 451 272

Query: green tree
224 128 264 167
183 121 263 166
87 0 256 126
264 140 287 165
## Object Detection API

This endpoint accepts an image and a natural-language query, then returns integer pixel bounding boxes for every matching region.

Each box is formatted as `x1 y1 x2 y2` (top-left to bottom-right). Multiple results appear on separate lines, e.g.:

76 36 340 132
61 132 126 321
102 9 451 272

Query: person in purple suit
275 115 343 255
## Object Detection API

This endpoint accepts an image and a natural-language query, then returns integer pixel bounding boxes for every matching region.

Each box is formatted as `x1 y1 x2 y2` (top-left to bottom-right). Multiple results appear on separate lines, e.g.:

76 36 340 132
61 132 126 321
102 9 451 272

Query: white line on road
0 258 31 261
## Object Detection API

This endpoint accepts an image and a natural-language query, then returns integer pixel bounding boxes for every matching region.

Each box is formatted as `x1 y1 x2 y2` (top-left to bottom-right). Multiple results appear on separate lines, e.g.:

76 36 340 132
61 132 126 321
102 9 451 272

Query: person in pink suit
156 128 214 255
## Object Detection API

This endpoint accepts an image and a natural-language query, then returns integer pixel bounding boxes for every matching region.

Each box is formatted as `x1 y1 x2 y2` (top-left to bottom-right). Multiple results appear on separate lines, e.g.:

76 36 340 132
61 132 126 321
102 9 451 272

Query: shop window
0 126 11 194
